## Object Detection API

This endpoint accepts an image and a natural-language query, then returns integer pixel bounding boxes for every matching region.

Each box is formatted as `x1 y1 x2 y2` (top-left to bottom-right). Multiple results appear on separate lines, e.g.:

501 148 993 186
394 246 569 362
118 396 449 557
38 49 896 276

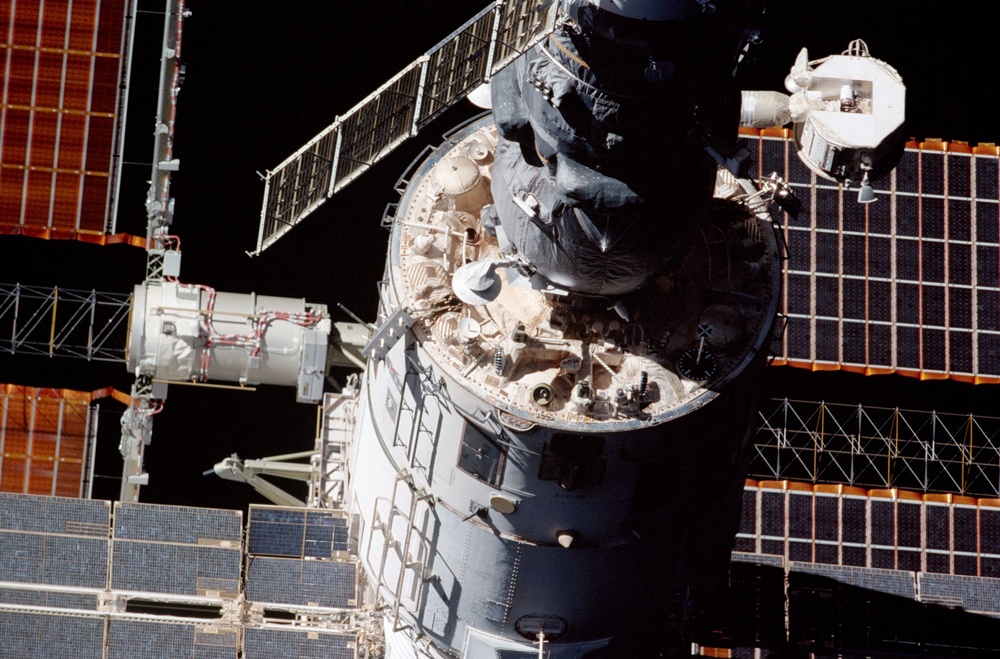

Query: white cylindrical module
348 117 782 656
128 281 330 402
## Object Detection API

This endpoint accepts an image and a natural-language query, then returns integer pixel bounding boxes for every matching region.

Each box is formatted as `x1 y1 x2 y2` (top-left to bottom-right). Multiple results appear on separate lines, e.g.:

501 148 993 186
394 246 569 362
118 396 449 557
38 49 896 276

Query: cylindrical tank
127 281 330 402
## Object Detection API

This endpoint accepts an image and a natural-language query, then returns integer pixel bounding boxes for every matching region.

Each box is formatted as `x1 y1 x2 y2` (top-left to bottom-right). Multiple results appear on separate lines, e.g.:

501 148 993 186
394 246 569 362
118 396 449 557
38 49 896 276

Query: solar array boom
252 0 555 255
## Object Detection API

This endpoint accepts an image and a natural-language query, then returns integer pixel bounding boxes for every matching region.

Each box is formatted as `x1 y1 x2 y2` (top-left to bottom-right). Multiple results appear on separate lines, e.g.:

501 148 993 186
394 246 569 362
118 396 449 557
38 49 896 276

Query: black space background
0 1 995 509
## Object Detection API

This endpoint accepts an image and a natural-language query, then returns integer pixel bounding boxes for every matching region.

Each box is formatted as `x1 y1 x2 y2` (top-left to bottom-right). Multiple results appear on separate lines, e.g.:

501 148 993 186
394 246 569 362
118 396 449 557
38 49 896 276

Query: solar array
243 627 355 659
0 489 110 534
737 481 1000 579
114 501 242 543
245 506 356 609
0 0 130 239
714 555 1000 657
0 384 114 496
722 479 1000 655
0 494 361 657
112 503 242 596
789 561 915 599
0 492 110 611
0 611 106 659
745 130 1000 383
106 620 239 659
246 557 356 609
248 505 350 559
918 572 1000 614
253 0 555 254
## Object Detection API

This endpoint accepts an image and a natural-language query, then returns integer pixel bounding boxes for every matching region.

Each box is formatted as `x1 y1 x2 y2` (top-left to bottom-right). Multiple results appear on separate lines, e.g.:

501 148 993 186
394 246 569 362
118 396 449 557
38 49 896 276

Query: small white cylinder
128 281 330 402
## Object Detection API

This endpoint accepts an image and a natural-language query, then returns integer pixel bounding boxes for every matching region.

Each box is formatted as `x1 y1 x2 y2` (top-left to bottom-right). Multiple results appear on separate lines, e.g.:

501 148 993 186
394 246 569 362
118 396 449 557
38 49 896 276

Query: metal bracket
363 308 416 362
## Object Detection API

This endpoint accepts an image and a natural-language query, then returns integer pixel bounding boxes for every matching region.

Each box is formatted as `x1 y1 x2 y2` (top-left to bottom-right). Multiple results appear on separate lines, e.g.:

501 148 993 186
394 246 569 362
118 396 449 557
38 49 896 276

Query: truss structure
751 398 1000 497
0 283 131 362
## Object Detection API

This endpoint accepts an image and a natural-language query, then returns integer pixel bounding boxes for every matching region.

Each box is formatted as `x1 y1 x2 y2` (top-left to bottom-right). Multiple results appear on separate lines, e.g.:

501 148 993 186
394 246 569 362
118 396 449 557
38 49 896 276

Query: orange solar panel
0 384 121 497
0 0 128 240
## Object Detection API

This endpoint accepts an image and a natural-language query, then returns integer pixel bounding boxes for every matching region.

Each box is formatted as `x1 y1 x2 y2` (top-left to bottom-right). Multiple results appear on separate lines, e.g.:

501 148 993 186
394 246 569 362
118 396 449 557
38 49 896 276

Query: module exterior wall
207 291 311 386
418 491 681 649
362 320 754 541
352 361 673 650
351 319 763 655
362 107 779 653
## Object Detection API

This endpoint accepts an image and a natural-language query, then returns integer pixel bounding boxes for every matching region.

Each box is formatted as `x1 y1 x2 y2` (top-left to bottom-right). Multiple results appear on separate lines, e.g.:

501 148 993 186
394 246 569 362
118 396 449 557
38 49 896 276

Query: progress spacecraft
139 0 905 655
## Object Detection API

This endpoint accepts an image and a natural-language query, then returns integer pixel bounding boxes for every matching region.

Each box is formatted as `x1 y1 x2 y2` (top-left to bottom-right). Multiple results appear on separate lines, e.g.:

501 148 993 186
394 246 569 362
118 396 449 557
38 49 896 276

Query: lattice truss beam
752 398 1000 497
0 283 131 362
253 0 555 254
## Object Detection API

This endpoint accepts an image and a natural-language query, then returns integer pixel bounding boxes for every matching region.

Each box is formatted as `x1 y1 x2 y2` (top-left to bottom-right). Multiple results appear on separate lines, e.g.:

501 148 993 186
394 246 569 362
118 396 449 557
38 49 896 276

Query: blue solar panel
919 572 1000 614
43 534 109 588
243 627 355 659
107 619 238 659
0 494 112 620
304 510 348 558
790 561 915 599
0 492 109 536
0 531 108 589
114 503 241 543
0 531 44 584
248 506 349 559
248 508 305 557
111 542 241 596
0 611 104 659
246 557 356 608
110 504 242 597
